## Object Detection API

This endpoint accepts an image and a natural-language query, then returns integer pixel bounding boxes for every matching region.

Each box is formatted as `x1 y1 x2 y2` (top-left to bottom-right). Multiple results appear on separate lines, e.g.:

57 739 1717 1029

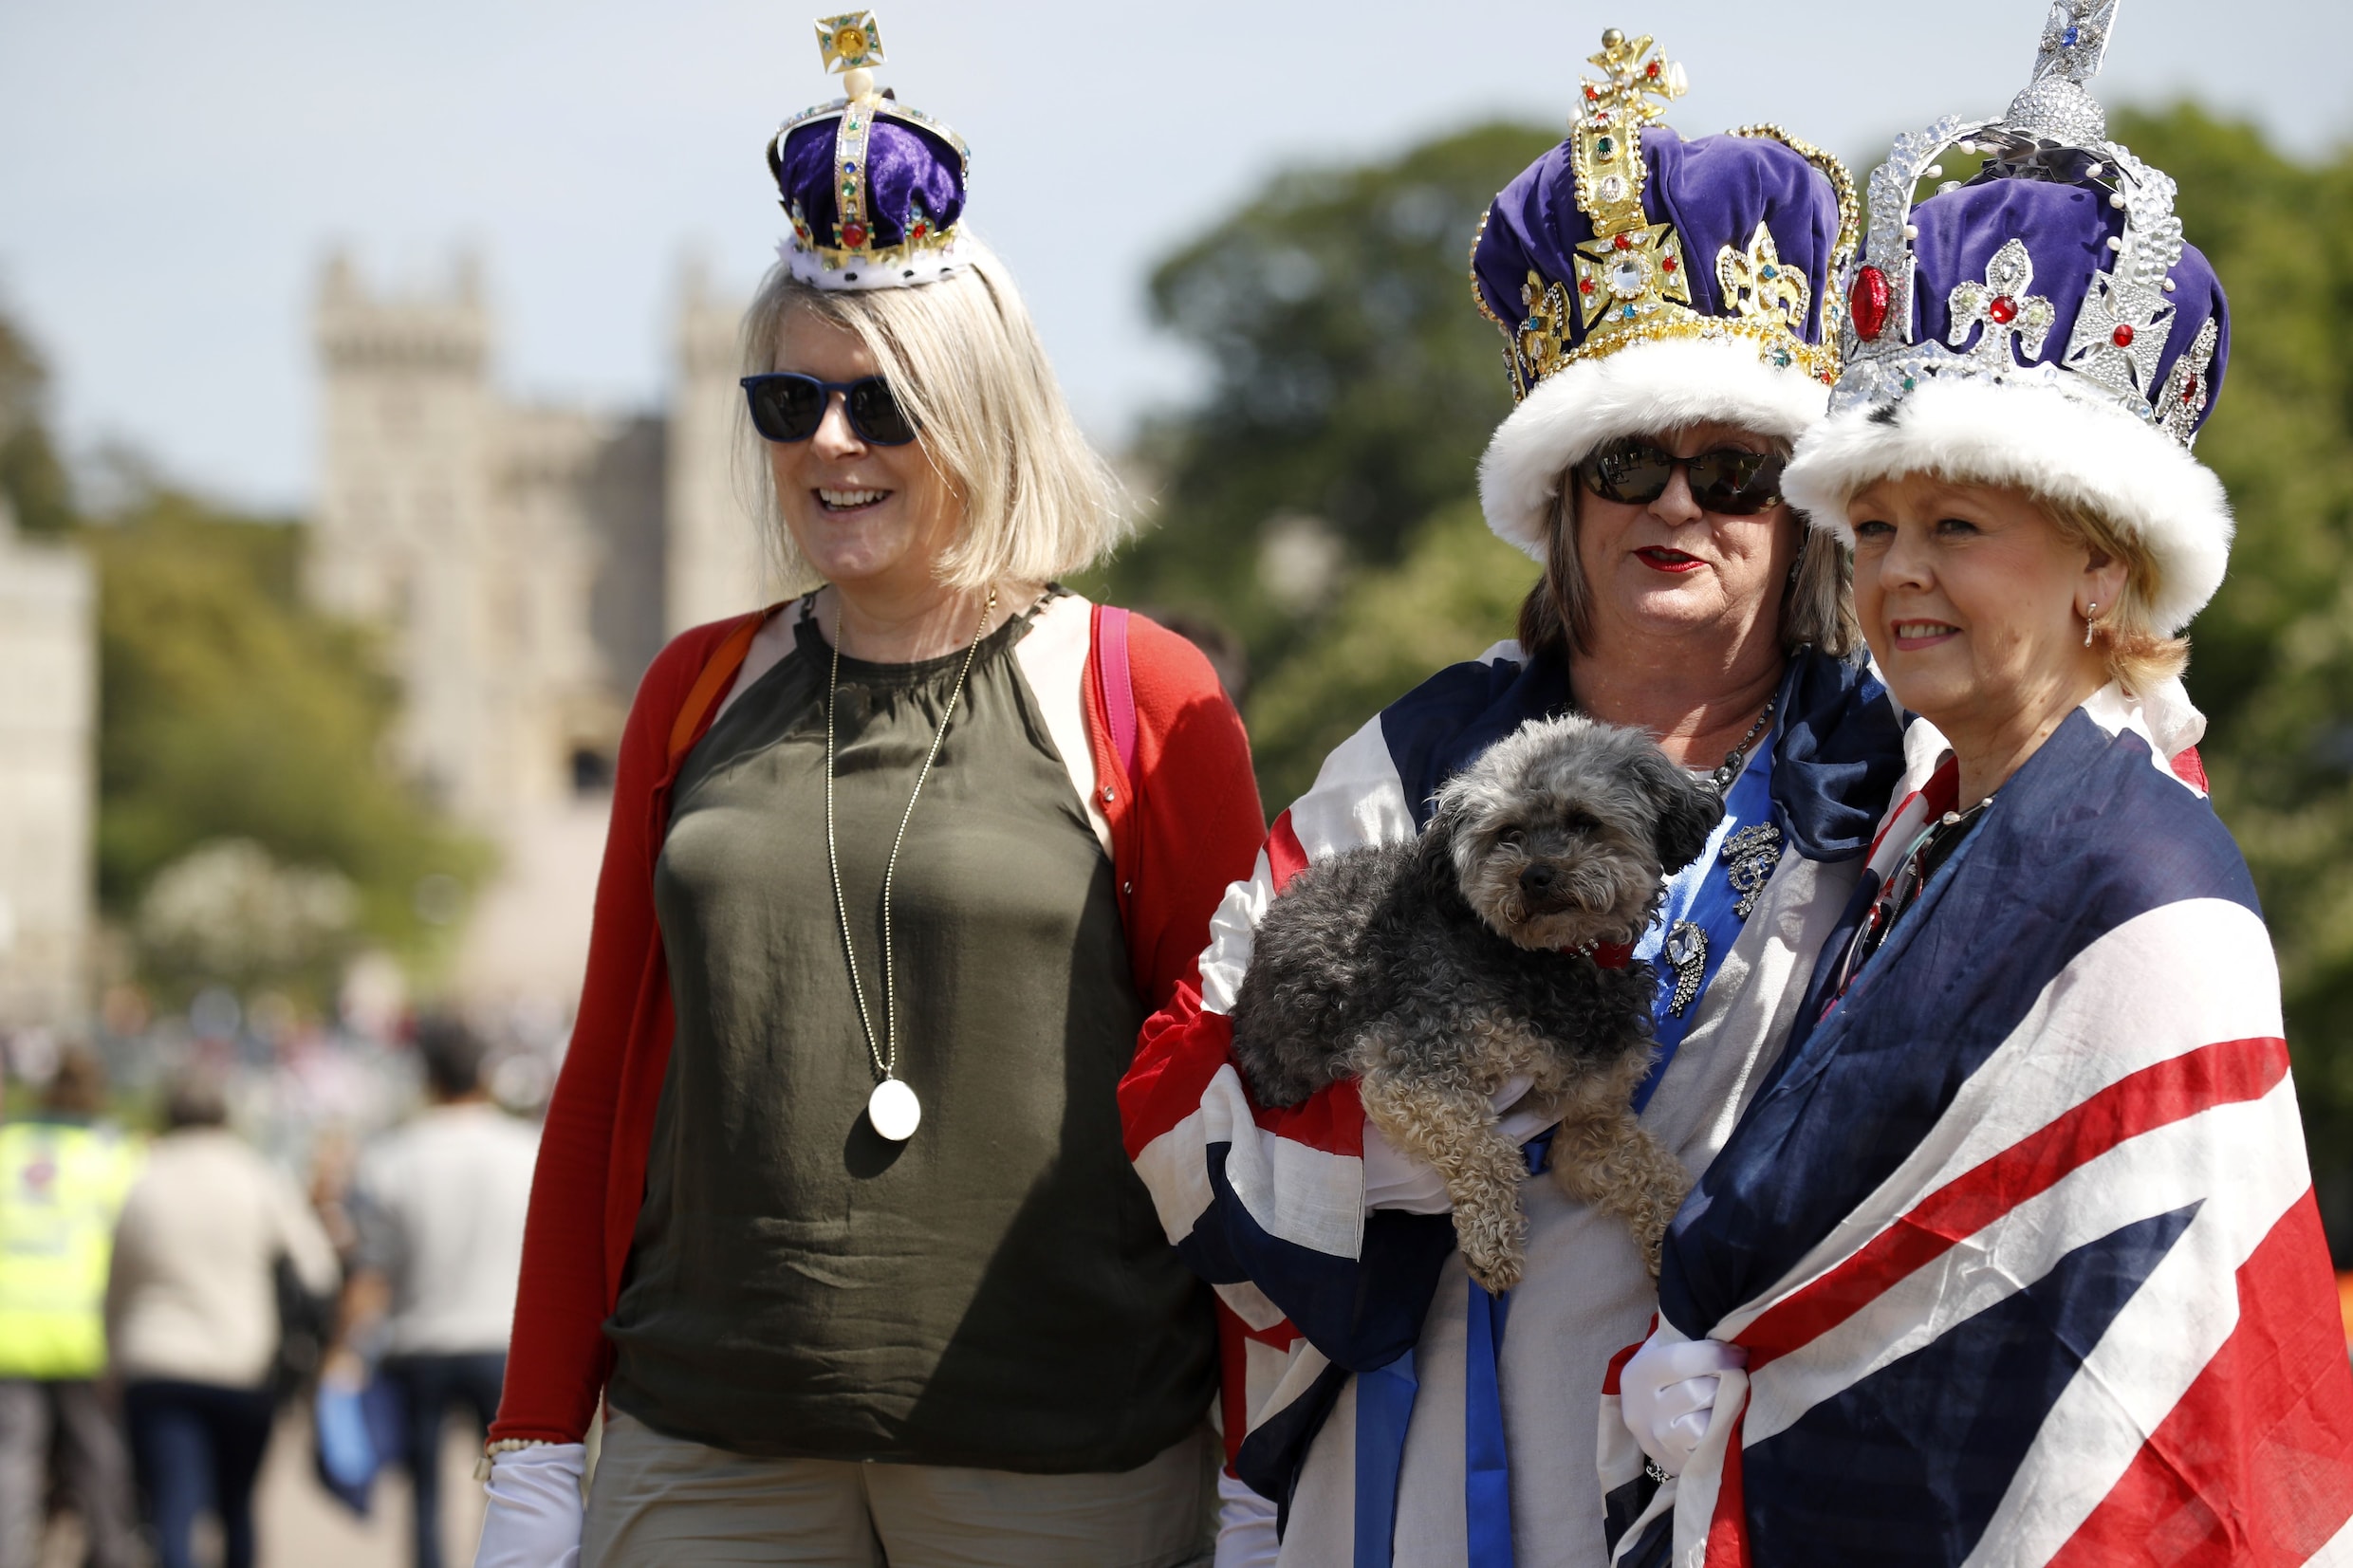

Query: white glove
1363 1076 1558 1213
1214 1469 1281 1568
1619 1332 1745 1478
474 1443 586 1568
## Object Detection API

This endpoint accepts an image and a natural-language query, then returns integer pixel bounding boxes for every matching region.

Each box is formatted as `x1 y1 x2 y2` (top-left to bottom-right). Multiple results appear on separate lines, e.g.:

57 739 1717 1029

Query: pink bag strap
1094 604 1137 781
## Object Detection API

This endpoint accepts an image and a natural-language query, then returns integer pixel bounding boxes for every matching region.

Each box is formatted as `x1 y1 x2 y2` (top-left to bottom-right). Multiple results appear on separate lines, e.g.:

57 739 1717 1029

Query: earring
2083 602 2098 647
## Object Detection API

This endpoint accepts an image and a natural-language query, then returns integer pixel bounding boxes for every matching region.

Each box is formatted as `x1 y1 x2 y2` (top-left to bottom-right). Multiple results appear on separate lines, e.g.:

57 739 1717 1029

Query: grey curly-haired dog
1229 714 1723 1291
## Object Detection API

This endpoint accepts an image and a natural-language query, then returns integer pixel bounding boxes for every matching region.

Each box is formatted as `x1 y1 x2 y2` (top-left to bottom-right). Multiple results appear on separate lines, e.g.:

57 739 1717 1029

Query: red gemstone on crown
842 222 868 249
2181 374 2200 403
1584 84 1598 100
1988 295 2019 324
1646 61 1660 78
1614 232 1634 250
1579 279 1595 295
2111 323 2135 347
1849 266 1890 341
1661 255 1677 272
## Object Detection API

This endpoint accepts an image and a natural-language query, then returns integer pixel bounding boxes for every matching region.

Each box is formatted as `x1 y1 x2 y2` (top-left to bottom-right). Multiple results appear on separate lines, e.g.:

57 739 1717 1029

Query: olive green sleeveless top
604 594 1213 1471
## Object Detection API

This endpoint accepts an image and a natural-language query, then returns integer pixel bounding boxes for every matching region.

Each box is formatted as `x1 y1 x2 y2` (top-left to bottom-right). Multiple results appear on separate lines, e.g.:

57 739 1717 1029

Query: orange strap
665 610 774 766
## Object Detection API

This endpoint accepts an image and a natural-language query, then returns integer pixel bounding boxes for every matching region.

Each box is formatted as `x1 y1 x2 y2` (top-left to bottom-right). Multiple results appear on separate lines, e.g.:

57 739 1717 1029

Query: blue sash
1631 738 1776 1111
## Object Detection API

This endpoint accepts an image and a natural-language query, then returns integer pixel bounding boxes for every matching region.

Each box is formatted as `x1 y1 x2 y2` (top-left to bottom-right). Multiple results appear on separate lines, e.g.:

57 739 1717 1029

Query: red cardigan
491 604 1266 1443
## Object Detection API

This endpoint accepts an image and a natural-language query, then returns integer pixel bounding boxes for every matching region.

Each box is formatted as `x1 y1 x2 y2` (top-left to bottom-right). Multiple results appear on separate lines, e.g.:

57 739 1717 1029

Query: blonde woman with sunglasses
474 26 1263 1568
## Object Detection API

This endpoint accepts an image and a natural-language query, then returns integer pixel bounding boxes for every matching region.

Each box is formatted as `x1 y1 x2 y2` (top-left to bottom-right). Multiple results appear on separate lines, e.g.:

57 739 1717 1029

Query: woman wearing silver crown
472 15 1265 1567
1606 8 2353 1563
1119 29 1908 1568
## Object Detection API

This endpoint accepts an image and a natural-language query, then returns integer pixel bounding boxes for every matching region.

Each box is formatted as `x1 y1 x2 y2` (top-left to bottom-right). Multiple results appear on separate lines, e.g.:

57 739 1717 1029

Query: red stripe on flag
1214 1298 1254 1470
1703 1406 1754 1568
1119 988 1236 1157
2051 1190 2353 1566
1863 758 1962 864
1266 809 1310 893
1738 1037 2289 1370
1601 1317 1659 1398
1251 1075 1366 1157
2172 745 2210 791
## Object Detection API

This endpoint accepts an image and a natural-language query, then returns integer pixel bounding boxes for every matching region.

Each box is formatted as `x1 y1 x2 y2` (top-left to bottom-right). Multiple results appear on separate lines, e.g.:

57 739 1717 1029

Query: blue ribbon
1631 739 1776 1112
1464 1280 1516 1568
1353 1350 1418 1567
1353 1132 1553 1567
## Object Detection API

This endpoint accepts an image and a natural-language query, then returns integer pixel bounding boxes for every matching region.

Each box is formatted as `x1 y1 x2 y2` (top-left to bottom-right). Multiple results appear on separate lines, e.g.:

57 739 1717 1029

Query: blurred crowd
0 1011 548 1568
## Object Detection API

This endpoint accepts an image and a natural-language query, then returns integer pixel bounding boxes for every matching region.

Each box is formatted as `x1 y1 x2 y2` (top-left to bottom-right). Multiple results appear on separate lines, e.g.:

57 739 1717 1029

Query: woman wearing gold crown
1603 7 2353 1563
1118 28 1908 1568
472 14 1264 1566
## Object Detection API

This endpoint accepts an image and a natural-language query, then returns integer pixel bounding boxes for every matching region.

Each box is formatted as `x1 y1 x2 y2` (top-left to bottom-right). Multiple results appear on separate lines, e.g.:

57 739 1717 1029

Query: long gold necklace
824 585 996 1142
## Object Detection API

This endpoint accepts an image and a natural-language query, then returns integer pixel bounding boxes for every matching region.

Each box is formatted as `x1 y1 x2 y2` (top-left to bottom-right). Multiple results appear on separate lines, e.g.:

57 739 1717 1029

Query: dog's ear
1418 779 1469 873
1629 748 1724 874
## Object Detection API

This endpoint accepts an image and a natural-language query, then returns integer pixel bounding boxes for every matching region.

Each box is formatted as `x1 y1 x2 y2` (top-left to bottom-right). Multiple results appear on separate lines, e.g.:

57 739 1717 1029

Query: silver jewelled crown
1829 0 2218 449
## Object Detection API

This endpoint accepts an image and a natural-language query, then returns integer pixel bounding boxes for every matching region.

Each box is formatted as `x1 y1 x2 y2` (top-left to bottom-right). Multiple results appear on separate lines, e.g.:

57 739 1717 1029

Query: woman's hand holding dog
1362 1076 1562 1213
1620 1331 1746 1477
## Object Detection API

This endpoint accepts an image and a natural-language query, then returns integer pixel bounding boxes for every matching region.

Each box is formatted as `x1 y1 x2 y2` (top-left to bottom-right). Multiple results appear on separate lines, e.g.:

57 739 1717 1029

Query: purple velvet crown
1477 128 1843 343
1473 125 1853 397
770 112 966 253
1854 172 2229 441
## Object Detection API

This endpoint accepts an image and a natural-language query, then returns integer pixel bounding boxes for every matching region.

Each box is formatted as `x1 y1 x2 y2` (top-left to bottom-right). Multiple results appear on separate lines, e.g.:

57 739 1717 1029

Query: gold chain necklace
823 585 996 1141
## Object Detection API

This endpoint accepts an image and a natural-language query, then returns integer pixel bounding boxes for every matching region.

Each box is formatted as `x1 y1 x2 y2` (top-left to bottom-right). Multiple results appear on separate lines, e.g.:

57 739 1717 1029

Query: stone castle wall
313 252 762 829
0 505 94 1028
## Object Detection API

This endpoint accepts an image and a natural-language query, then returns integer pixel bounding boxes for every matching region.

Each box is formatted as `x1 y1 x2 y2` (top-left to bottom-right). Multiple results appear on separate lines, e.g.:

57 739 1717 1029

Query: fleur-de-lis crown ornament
767 11 971 290
1784 0 2236 637
1468 27 1862 561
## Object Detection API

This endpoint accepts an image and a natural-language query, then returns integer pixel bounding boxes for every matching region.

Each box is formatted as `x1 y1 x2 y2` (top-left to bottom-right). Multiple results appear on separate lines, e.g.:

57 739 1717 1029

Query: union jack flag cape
1121 642 1904 1565
1603 692 2353 1566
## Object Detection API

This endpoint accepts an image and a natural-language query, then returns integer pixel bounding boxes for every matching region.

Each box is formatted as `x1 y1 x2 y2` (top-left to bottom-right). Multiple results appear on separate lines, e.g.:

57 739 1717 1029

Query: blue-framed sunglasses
739 373 919 447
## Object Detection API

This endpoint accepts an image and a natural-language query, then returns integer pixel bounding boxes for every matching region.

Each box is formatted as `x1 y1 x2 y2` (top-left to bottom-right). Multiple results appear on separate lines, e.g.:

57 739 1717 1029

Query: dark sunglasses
739 373 918 447
1578 438 1786 515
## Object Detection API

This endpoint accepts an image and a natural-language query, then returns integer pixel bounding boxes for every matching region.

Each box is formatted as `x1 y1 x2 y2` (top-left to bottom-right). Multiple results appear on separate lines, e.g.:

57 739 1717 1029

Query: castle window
570 747 615 796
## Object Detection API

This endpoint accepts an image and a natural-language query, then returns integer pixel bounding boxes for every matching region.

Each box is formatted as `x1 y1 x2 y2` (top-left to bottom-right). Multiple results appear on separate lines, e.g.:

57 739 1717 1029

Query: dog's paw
1464 1244 1525 1295
1454 1206 1529 1295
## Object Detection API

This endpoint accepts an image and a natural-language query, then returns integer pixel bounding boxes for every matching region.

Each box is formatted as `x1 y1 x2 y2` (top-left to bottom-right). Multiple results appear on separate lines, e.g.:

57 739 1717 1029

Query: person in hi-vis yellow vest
0 1048 144 1568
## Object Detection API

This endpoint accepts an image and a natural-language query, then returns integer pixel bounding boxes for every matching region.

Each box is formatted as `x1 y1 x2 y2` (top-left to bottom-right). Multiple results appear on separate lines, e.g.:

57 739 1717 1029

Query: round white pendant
866 1077 921 1141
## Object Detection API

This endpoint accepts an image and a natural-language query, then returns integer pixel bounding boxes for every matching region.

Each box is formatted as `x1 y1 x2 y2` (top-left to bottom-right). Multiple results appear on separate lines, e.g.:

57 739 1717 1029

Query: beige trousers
582 1411 1218 1568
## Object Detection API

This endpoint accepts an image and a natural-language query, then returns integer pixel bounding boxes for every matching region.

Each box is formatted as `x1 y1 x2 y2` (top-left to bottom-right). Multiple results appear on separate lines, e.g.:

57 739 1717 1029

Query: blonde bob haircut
738 238 1127 593
1516 445 1860 664
2034 490 2190 694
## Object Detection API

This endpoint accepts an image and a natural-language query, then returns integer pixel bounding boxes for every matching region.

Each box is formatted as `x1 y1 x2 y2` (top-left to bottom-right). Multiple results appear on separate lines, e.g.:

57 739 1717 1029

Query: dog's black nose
1520 864 1556 896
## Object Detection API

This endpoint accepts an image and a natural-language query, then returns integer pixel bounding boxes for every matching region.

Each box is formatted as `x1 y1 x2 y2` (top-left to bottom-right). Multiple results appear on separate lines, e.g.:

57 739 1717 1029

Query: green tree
1246 502 1538 808
2107 106 2353 1241
84 485 487 986
1099 122 1558 664
0 313 77 538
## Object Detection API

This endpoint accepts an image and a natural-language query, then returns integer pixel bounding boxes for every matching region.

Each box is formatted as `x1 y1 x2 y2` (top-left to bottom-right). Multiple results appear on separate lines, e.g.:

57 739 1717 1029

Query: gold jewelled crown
770 10 972 288
1484 30 1857 400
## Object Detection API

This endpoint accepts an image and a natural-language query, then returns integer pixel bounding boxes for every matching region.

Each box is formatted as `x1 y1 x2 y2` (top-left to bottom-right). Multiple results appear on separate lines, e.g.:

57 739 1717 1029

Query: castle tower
312 252 504 817
664 259 769 636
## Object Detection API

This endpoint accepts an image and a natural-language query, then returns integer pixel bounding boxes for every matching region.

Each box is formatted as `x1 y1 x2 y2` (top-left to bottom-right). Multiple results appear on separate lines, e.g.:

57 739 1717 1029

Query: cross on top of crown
2030 0 2119 87
1581 28 1686 127
816 10 885 74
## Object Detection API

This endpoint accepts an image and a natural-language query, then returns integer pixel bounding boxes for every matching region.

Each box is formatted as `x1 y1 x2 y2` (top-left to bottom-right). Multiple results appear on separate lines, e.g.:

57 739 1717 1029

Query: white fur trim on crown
1475 336 1832 560
1781 377 2233 634
779 233 967 291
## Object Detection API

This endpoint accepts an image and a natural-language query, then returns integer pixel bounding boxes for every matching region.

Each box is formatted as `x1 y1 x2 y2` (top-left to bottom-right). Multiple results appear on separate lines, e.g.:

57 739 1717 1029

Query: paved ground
38 1406 485 1567
251 1405 487 1568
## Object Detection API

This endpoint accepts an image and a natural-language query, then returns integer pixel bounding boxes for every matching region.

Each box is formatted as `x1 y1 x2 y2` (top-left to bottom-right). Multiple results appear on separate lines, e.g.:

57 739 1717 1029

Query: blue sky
3 0 2346 511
